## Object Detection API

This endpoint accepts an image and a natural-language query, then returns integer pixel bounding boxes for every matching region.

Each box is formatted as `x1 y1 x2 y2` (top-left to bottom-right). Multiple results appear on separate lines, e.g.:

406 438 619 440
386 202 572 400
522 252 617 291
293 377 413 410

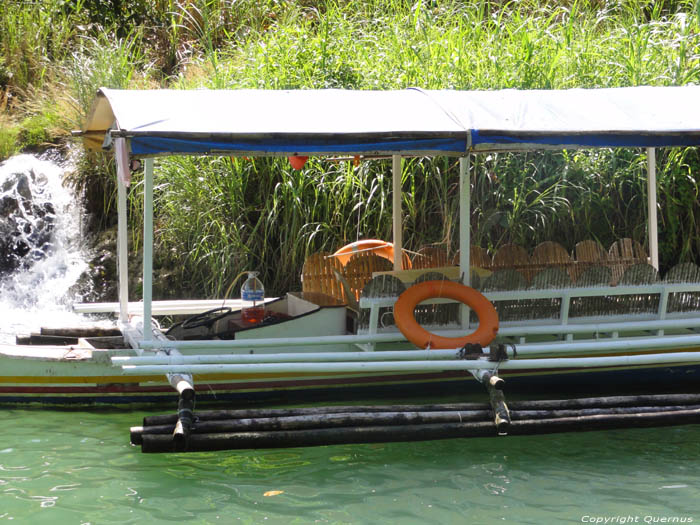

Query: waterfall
0 153 91 344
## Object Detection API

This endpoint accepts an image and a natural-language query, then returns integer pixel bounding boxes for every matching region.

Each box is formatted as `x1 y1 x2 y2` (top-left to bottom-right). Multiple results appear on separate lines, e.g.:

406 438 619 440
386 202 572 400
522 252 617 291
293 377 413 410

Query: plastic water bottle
241 271 265 324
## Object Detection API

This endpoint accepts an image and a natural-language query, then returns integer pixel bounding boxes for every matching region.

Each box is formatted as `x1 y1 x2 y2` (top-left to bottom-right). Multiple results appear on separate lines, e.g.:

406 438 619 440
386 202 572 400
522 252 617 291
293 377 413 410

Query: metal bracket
458 343 484 360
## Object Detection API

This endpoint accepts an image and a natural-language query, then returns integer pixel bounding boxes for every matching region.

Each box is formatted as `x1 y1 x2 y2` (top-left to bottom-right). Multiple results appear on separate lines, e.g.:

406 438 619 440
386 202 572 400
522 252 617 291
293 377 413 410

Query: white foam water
0 153 92 343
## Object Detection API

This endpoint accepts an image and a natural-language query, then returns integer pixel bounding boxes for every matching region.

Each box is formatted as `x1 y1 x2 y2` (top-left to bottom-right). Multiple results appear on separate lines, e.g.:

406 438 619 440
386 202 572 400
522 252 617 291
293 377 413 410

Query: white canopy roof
83 86 700 156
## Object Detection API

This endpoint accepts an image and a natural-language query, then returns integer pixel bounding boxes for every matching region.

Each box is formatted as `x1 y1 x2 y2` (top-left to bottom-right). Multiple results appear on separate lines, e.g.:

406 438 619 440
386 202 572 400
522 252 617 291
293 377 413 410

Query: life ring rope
393 280 499 349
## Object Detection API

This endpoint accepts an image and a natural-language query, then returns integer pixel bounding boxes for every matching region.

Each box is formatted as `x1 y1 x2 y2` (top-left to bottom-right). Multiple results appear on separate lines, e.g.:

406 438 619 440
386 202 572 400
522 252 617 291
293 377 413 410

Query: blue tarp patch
130 136 468 156
471 130 700 148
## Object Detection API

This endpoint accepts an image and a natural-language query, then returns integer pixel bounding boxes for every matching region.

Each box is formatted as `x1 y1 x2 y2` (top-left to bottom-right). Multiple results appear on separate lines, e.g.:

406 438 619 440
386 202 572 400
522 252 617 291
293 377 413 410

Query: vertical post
459 156 471 329
647 147 659 270
392 155 403 271
117 175 129 323
142 158 154 341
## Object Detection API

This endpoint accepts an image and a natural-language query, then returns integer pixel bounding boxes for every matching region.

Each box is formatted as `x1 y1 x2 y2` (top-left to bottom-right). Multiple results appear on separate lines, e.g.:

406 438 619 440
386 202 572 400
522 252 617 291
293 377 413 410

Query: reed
0 0 81 93
1 0 699 297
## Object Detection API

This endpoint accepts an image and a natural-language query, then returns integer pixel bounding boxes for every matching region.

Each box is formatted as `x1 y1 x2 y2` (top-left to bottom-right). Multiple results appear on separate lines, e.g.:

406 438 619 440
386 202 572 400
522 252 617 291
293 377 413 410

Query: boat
3 86 700 409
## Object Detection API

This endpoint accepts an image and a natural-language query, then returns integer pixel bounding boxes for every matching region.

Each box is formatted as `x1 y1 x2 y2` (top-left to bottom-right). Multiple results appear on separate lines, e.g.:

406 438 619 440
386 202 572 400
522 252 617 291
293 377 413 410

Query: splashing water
0 153 91 343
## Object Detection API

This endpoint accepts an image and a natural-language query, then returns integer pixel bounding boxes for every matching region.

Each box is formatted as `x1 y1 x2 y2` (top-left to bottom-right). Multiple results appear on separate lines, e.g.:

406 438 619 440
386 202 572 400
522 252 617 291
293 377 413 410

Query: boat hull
1 362 698 407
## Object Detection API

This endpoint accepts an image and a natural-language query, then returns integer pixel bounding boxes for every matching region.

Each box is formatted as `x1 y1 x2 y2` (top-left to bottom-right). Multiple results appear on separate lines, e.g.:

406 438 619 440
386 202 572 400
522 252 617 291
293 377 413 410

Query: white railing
358 282 700 340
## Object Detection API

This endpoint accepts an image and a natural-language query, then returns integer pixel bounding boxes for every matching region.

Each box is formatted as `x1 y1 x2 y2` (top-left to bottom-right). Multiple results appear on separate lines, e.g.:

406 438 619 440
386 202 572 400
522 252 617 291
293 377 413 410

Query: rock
0 195 18 216
15 172 32 200
0 169 57 275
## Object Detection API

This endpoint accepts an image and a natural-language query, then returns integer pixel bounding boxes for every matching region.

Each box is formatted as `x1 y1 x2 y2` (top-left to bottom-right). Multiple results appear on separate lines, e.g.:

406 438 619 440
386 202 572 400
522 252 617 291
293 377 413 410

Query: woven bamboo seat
530 267 571 289
358 275 406 330
613 263 659 315
450 246 492 270
301 252 345 302
575 239 607 262
572 240 607 281
575 265 612 287
343 253 393 301
471 246 491 269
665 262 700 283
619 263 658 286
665 263 700 313
529 267 572 320
491 243 531 280
412 246 450 269
569 265 613 318
413 271 450 283
609 238 646 263
608 238 647 284
481 269 530 322
531 241 572 278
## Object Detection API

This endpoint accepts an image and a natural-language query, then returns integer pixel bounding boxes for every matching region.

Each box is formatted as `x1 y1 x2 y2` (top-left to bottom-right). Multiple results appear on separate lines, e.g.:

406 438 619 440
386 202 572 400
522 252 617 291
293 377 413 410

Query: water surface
1 408 698 524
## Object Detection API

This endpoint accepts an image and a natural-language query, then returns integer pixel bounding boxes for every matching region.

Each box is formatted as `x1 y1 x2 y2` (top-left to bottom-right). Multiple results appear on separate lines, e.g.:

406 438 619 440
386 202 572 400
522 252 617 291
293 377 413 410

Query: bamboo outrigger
2 86 700 415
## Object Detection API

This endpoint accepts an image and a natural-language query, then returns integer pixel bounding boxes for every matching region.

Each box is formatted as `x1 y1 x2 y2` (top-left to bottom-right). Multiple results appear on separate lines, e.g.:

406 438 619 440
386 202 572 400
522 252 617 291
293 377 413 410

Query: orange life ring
332 240 411 268
394 280 499 349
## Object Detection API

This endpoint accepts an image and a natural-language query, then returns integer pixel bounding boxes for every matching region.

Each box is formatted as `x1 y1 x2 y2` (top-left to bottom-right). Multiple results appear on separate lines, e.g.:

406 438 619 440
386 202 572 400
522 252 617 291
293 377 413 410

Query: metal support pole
117 176 129 323
647 147 659 270
459 156 471 328
392 155 403 271
142 158 154 341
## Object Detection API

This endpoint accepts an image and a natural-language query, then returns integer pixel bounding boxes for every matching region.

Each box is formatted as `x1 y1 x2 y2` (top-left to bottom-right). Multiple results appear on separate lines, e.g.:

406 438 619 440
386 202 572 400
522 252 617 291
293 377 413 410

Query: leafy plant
3 0 700 296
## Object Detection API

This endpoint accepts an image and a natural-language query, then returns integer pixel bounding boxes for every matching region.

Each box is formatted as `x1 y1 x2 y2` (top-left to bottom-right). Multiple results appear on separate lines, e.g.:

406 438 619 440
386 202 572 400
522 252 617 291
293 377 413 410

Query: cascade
0 153 90 343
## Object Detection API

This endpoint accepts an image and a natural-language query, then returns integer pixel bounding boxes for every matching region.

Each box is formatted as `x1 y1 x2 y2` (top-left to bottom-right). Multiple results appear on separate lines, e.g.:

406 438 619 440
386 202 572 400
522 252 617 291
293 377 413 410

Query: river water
1 409 698 524
0 155 698 523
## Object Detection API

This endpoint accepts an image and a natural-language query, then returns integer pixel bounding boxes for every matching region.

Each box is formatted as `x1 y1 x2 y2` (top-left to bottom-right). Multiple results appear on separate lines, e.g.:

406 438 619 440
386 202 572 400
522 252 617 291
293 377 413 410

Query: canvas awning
83 86 700 156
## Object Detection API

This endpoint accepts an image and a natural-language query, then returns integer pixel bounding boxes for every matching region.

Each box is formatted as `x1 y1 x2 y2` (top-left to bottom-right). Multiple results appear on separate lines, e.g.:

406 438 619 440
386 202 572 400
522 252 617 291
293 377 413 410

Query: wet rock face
0 169 57 276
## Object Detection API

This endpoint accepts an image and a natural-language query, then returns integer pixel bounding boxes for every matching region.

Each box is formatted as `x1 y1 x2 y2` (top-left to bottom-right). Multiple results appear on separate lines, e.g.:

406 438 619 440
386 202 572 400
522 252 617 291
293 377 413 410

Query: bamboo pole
509 408 700 436
142 403 495 426
138 408 700 452
507 393 700 410
132 410 495 445
133 405 700 445
141 393 700 427
141 421 499 452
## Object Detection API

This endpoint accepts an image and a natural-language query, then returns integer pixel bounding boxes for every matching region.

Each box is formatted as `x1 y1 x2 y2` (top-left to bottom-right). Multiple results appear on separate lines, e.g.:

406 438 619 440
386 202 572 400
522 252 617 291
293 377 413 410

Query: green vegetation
1 0 700 297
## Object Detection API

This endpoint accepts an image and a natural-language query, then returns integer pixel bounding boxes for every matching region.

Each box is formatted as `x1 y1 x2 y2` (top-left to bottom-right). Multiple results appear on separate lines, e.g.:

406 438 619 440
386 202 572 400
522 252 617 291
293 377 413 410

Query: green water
1 408 698 524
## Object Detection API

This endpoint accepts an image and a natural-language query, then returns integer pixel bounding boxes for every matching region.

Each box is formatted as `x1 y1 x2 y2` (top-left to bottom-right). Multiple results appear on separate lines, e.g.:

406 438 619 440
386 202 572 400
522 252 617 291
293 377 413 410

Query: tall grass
2 0 700 296
151 0 700 295
0 0 83 94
